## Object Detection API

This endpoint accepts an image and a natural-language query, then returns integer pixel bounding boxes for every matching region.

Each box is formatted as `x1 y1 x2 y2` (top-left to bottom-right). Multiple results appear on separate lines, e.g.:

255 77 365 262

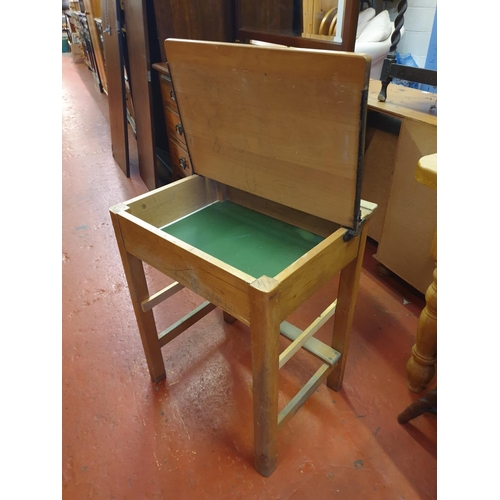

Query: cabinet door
123 0 157 190
374 119 437 294
102 0 129 176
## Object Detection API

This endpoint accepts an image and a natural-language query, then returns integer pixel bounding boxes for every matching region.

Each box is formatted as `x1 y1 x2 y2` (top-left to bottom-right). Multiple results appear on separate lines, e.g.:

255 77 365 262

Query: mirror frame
234 0 360 52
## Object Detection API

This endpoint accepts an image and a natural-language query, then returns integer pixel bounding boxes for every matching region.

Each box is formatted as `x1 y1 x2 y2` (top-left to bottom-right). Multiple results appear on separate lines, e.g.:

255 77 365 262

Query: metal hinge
342 215 364 242
147 70 151 82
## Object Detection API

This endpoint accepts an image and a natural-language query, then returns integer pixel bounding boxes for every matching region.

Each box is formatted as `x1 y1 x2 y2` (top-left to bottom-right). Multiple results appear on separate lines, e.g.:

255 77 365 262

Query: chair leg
327 222 369 392
407 268 437 393
121 252 166 383
110 211 165 383
249 277 281 477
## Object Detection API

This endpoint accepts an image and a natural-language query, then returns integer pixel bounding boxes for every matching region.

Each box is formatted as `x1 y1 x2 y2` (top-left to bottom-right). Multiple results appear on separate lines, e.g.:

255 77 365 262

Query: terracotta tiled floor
62 53 436 499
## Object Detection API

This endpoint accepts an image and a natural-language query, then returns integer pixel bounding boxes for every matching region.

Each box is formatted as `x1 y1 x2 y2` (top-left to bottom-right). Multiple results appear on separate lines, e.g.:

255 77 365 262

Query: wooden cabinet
361 80 437 294
154 63 193 181
152 0 235 62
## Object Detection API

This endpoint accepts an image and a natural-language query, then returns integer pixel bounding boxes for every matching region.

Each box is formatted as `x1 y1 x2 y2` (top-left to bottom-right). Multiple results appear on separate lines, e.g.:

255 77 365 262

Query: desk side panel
117 213 253 322
276 228 359 319
125 175 218 228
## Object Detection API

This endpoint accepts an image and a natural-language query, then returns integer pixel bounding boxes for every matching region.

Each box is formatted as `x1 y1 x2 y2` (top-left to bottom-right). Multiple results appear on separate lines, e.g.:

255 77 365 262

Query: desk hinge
342 216 364 242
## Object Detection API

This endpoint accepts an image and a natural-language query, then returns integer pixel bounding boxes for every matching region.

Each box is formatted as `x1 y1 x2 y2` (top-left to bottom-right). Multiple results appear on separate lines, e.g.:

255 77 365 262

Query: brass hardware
170 89 176 101
175 123 184 135
179 157 187 170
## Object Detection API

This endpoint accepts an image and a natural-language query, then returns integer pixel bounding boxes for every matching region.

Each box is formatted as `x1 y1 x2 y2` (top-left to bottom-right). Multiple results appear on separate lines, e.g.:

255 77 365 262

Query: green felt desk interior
161 201 325 278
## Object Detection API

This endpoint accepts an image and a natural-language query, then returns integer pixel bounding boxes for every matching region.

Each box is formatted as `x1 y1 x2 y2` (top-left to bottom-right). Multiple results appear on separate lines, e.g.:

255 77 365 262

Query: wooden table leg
407 266 437 393
327 221 369 392
111 209 166 383
249 277 281 477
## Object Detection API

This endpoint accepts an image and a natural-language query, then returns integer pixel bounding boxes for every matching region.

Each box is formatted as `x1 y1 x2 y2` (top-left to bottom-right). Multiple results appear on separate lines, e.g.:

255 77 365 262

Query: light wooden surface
363 81 437 249
407 154 437 393
165 39 370 229
415 153 437 189
373 118 437 294
368 79 437 126
126 174 217 228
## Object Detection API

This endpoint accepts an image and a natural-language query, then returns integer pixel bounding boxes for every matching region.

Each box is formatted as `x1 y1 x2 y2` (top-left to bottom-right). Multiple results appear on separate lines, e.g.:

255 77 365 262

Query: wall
386 0 437 69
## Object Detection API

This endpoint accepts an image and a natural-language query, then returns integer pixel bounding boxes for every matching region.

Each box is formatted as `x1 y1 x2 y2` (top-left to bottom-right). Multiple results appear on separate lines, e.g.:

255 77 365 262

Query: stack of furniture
152 63 193 181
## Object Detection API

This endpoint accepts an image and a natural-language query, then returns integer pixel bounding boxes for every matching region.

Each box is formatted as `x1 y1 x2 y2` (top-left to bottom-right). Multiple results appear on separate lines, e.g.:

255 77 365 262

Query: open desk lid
165 39 370 231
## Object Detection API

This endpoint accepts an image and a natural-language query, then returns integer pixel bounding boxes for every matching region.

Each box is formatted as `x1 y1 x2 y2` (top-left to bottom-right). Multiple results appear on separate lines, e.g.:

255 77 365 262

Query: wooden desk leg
223 311 237 324
407 267 437 393
249 277 281 477
327 221 369 392
110 211 166 383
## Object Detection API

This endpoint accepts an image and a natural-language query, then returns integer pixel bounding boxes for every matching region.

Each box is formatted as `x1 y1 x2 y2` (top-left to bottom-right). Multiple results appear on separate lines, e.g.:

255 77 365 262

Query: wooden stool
110 40 376 476
407 154 437 392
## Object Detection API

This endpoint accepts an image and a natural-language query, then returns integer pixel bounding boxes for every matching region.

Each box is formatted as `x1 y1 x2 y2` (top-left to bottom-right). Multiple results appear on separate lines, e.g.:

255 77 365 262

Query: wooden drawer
165 107 187 148
159 74 178 112
169 139 193 179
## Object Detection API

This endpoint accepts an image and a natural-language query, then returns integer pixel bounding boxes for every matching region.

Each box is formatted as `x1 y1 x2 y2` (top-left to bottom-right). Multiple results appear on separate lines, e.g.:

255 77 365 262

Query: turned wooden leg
398 388 437 424
110 210 166 383
223 311 237 324
327 221 370 392
249 277 281 477
407 267 437 393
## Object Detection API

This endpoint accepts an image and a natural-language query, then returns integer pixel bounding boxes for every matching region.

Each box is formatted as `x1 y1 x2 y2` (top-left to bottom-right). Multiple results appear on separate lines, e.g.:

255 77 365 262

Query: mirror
236 0 360 52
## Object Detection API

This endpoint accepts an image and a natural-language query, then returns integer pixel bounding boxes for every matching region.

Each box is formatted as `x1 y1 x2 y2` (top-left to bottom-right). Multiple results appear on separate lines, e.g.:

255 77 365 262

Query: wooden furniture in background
122 0 158 190
377 0 437 102
101 0 129 176
152 63 193 181
82 0 107 94
361 82 437 294
152 0 235 62
66 1 106 92
236 0 360 52
406 153 437 393
111 40 376 476
398 387 436 423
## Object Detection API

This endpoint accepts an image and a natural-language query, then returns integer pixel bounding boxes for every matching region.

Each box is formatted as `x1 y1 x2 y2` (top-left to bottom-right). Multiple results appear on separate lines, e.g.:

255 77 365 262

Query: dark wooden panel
152 0 235 61
102 0 129 176
123 0 157 190
238 0 295 33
